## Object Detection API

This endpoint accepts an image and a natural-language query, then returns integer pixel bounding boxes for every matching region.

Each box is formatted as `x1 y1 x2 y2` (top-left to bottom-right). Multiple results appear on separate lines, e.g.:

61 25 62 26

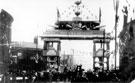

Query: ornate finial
75 0 81 6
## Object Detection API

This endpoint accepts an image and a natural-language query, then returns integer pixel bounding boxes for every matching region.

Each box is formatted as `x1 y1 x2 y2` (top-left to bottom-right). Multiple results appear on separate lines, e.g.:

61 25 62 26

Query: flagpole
115 13 117 70
114 0 119 70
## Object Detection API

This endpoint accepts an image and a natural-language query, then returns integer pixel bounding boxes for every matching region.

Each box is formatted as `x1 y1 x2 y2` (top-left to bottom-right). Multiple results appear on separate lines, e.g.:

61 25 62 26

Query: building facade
119 6 135 81
0 9 14 74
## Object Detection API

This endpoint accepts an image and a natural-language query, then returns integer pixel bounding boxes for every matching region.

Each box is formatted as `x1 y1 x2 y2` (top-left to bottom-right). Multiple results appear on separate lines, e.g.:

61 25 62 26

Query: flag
99 7 101 23
57 8 60 19
113 0 119 13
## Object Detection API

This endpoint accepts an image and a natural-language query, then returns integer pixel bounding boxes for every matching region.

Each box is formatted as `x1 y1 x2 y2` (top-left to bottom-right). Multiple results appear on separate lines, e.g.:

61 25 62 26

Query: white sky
1 0 133 70
0 0 116 42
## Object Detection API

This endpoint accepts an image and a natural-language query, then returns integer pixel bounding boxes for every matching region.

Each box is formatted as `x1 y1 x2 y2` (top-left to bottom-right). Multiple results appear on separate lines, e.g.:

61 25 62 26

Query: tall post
93 41 96 69
36 37 38 54
114 7 119 70
34 36 38 60
115 14 117 70
113 0 119 70
102 29 105 71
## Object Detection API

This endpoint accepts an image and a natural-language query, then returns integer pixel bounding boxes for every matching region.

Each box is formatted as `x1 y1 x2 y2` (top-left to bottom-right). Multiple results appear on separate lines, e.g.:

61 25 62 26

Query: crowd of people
7 55 135 82
8 63 124 83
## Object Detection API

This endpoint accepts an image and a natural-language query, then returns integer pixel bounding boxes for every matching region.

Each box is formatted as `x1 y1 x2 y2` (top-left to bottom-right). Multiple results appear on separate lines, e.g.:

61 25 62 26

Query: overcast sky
0 0 118 42
1 0 134 70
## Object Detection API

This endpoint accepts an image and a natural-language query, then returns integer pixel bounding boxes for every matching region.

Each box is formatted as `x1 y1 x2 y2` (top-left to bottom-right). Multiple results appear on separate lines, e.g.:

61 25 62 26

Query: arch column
42 38 61 71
